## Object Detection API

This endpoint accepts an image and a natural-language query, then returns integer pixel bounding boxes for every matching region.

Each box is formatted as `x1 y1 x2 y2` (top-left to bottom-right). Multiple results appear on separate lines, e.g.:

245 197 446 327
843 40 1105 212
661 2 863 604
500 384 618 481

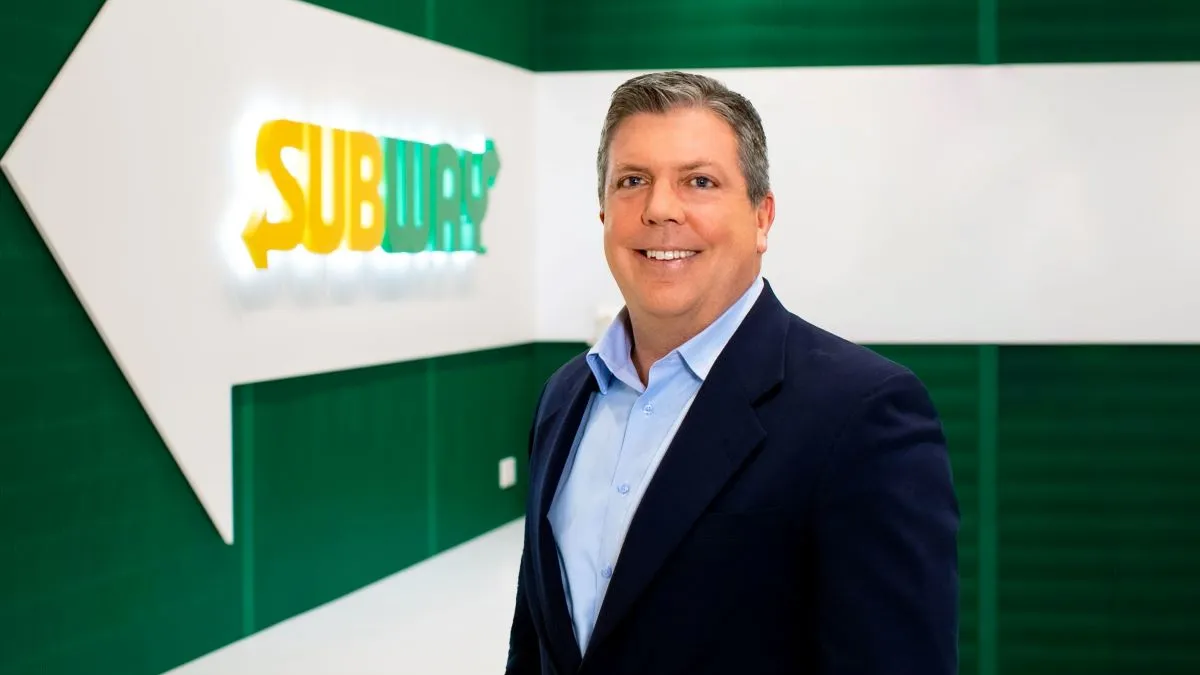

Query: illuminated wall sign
242 119 501 269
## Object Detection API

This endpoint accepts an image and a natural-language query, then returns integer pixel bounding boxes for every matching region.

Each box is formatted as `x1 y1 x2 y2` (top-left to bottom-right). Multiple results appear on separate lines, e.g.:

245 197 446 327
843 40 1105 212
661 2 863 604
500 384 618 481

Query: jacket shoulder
783 313 924 402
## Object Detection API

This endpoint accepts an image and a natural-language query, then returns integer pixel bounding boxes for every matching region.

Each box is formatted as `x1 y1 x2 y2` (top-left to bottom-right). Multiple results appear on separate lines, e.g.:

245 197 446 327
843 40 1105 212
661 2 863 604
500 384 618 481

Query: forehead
609 107 740 168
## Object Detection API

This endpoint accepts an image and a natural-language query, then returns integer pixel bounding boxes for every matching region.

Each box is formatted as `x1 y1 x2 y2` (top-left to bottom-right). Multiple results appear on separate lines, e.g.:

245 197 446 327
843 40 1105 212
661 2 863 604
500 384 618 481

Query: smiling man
505 71 960 675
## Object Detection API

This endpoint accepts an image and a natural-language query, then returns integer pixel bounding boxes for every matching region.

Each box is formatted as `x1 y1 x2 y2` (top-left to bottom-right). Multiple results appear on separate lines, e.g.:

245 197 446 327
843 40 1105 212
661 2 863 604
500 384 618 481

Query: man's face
600 106 774 327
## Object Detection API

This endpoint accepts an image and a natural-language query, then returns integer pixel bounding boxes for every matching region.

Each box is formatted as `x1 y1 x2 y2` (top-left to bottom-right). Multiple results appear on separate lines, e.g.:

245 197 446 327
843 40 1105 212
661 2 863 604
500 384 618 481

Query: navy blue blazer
506 280 959 675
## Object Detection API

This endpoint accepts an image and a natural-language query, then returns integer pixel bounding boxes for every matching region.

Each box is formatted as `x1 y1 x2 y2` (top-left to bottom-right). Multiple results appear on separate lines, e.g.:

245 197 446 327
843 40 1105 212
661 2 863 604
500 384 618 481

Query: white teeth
643 250 697 261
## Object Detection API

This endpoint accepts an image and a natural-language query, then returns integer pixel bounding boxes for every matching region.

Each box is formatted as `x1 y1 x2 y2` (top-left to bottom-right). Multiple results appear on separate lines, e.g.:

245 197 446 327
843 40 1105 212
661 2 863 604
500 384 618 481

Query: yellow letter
242 120 306 269
346 131 385 252
304 124 347 254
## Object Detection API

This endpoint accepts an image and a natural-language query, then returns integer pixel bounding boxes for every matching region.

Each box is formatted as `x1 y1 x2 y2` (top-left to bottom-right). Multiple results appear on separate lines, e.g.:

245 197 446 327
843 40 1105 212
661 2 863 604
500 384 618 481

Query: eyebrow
612 161 718 174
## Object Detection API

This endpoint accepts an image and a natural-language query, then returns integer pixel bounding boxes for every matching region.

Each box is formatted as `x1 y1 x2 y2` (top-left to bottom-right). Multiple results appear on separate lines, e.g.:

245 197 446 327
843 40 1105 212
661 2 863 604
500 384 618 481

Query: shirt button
617 483 631 495
601 566 613 579
643 404 654 415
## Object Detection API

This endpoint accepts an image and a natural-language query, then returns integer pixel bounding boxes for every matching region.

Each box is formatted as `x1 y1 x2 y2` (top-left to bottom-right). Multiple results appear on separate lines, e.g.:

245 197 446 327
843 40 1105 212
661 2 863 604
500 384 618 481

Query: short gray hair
596 70 770 206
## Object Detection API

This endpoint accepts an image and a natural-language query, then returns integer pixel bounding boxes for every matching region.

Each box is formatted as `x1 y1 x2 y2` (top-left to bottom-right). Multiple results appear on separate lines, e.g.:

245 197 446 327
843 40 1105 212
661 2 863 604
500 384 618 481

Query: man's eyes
616 175 716 189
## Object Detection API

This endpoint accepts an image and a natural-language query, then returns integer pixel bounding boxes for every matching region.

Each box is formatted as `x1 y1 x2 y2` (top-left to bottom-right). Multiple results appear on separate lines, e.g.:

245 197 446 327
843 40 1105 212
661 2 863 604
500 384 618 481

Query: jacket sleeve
814 370 961 675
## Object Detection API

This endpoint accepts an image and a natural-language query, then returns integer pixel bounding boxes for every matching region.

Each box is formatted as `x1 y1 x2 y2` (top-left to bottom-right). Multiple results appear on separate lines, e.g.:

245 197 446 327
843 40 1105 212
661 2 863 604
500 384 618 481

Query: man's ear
599 209 606 225
755 191 776 254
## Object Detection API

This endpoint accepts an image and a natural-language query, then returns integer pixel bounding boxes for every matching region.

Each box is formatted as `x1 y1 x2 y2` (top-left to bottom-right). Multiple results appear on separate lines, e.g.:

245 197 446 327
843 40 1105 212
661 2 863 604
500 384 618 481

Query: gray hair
596 70 770 206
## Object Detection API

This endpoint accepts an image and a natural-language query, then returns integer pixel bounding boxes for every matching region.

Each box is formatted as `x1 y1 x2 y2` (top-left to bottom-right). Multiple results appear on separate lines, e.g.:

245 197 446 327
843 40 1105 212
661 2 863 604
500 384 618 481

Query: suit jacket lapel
585 282 790 657
529 368 596 674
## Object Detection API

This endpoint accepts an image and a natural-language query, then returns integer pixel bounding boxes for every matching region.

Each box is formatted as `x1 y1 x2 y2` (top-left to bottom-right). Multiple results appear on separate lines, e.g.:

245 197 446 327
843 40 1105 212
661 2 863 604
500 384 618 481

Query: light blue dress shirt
547 275 764 653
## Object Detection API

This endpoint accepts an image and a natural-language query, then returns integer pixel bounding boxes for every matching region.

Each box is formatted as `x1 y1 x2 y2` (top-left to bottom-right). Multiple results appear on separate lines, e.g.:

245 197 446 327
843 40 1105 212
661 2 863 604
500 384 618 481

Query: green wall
535 0 1200 70
236 342 581 635
995 347 1200 674
303 0 536 69
3 1 1200 674
870 346 1200 675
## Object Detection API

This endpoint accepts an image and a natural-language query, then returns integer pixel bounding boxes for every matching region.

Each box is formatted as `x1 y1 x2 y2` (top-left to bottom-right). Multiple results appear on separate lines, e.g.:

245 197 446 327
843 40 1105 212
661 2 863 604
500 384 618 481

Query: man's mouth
637 249 699 261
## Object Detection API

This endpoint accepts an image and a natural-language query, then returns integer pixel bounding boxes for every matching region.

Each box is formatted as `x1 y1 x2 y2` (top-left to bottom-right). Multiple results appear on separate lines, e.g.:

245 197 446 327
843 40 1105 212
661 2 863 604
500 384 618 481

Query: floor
167 518 526 674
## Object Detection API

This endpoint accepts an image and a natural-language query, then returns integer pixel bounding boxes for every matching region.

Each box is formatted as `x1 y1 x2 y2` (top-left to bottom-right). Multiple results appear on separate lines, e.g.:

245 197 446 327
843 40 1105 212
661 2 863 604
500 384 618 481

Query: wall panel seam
978 345 999 675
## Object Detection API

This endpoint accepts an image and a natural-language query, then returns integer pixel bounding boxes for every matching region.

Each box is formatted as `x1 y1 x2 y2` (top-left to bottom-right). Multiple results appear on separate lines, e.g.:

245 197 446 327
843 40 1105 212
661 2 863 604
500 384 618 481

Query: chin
632 287 698 319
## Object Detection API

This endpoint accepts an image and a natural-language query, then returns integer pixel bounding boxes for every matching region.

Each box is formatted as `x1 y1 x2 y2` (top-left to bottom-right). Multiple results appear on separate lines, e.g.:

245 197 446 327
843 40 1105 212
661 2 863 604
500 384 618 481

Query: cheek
601 219 636 263
686 211 736 249
604 206 643 237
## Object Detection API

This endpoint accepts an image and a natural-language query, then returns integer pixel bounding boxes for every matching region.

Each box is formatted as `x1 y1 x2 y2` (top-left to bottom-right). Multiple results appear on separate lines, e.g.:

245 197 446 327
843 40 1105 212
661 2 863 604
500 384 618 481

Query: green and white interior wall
2 0 1199 674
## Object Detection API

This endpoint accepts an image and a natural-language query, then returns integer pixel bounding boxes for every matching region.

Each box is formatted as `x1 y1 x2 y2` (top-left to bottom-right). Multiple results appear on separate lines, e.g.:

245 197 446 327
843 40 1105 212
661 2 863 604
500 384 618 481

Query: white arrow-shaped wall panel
1 0 537 543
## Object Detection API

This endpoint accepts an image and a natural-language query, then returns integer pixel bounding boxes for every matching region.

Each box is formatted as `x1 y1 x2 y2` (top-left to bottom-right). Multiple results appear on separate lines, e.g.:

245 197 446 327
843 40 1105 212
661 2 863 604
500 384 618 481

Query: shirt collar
586 275 765 394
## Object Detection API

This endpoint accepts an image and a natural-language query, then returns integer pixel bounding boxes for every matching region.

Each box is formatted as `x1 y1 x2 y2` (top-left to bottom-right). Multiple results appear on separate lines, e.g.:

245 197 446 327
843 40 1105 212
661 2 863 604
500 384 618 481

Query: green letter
461 140 500 253
381 137 430 253
429 143 462 252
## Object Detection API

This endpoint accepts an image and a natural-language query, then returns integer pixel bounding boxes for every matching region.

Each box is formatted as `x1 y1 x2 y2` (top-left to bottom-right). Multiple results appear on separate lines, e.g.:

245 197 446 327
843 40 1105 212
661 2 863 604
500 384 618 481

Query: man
506 71 959 675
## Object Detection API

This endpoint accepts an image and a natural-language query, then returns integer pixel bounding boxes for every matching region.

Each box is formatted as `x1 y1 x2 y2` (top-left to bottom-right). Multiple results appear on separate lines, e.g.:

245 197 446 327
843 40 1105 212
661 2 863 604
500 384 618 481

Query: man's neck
624 277 758 385
627 315 701 385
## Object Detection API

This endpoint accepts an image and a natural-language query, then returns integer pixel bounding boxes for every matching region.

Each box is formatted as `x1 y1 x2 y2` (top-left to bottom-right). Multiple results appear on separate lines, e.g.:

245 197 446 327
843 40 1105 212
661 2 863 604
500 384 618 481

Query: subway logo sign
243 119 500 269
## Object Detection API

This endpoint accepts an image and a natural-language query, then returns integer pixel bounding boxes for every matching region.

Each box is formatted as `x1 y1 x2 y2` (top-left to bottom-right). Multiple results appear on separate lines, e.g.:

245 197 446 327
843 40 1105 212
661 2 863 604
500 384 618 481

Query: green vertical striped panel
868 345 982 675
0 320 241 675
997 346 1200 674
301 0 536 69
435 0 537 70
536 0 978 71
301 0 426 38
431 345 536 553
303 0 1200 71
233 385 257 636
975 346 999 675
0 376 242 675
523 341 589 499
998 0 1200 64
245 361 433 632
531 342 587 397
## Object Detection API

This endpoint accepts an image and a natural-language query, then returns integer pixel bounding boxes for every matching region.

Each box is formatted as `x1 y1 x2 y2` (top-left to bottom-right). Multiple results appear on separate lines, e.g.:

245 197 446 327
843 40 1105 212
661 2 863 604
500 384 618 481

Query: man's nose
642 181 684 226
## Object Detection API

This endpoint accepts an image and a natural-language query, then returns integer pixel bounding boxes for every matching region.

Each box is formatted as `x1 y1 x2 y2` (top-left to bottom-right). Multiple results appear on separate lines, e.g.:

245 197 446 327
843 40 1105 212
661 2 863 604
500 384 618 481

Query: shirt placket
598 358 681 590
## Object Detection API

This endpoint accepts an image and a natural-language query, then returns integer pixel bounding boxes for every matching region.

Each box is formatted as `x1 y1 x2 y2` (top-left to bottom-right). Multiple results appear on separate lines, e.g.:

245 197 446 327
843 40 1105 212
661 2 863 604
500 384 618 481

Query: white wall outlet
499 456 518 490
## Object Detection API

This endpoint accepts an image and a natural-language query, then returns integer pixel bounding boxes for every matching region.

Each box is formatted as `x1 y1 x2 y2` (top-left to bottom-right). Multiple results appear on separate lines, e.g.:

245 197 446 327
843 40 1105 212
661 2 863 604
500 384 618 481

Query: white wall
0 0 537 544
534 64 1200 345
